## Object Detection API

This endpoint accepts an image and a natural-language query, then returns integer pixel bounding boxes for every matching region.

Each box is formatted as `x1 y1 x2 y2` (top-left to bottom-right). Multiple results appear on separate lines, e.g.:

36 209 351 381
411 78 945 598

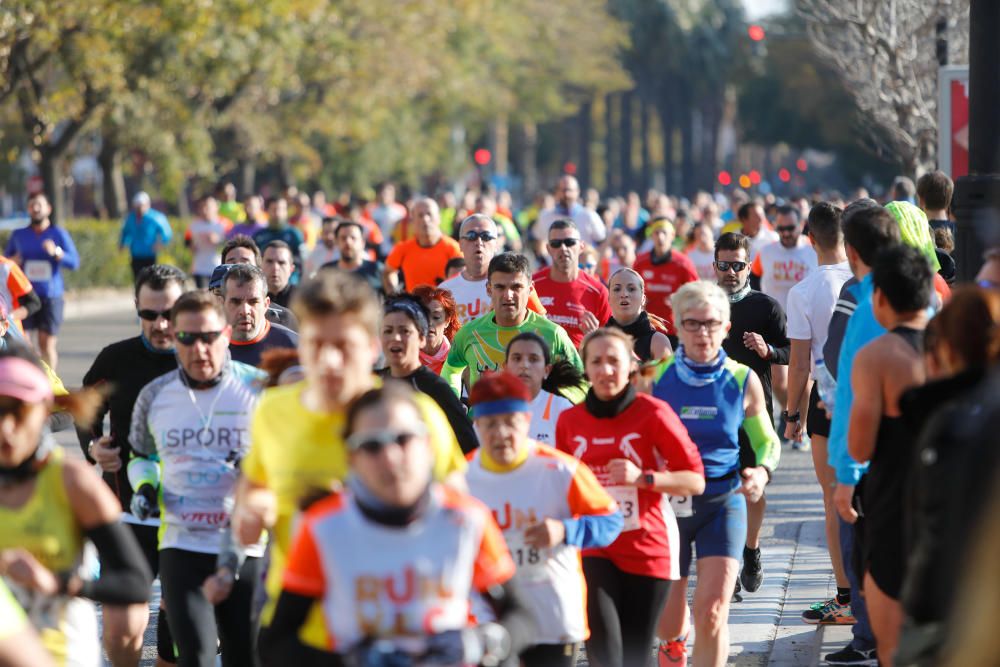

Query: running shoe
732 578 743 603
802 597 855 624
792 438 811 452
823 646 877 665
740 546 763 592
657 640 687 667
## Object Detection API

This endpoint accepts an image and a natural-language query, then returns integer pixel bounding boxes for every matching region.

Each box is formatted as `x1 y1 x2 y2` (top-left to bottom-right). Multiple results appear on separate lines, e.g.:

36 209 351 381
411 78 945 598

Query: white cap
132 191 151 207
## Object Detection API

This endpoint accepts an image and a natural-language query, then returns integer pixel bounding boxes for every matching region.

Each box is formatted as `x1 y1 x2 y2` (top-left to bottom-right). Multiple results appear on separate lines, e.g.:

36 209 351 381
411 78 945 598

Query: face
0 401 48 467
199 197 219 220
424 300 447 351
350 400 432 507
743 206 765 235
137 283 183 350
223 279 269 341
775 212 802 248
505 340 550 397
651 224 675 254
223 246 257 265
337 226 365 262
584 336 634 401
580 251 598 276
268 199 288 224
172 309 231 382
320 222 337 249
475 197 496 217
487 271 531 323
262 247 293 293
548 227 582 276
27 196 51 223
475 411 530 466
610 272 645 322
134 201 150 216
556 177 579 207
380 311 425 370
715 247 750 294
612 235 636 268
245 196 263 218
676 302 730 362
694 224 714 250
299 313 378 405
459 218 498 271
412 201 440 244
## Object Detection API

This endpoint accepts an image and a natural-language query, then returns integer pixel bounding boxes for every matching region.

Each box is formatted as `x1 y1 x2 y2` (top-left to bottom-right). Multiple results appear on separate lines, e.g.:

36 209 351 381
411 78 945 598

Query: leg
864 572 904 667
744 494 765 550
810 435 849 589
520 643 578 667
36 330 57 370
691 557 739 667
216 557 263 667
619 574 671 667
657 576 690 642
160 549 220 667
839 517 876 651
582 557 624 667
101 603 147 666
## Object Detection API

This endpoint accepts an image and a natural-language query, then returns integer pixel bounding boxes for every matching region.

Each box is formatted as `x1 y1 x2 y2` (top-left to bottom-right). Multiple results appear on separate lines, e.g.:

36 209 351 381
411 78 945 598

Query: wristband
782 410 800 423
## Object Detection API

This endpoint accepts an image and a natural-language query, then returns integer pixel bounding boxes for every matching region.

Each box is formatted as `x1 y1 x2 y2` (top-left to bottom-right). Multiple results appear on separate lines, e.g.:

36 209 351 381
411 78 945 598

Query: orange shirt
0 256 34 333
386 237 462 291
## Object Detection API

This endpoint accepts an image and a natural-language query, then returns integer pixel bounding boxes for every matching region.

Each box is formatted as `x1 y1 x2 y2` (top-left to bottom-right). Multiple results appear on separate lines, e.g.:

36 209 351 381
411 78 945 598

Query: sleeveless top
607 311 657 362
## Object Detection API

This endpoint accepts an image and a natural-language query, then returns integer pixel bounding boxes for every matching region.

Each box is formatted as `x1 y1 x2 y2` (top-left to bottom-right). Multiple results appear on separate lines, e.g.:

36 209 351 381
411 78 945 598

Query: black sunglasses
549 238 580 249
715 260 748 272
346 428 426 454
461 231 497 242
776 225 798 233
174 330 226 346
137 308 172 322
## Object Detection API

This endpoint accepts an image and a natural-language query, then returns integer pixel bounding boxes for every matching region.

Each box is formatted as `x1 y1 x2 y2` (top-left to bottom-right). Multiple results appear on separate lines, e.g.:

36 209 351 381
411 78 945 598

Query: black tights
160 548 262 667
583 557 671 667
521 642 578 667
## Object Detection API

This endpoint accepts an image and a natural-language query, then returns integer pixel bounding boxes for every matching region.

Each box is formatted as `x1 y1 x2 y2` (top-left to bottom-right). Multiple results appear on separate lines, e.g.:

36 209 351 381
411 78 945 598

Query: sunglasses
680 318 723 333
346 427 426 454
549 238 580 249
461 231 497 243
138 309 172 322
715 260 748 273
174 330 226 346
579 263 597 270
776 226 798 233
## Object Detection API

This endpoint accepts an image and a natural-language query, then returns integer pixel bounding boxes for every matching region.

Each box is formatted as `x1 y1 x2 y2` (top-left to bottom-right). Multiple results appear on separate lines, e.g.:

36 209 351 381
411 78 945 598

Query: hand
817 399 832 420
129 484 158 521
0 549 59 595
834 483 858 524
89 436 121 472
607 458 642 486
41 239 57 257
580 311 600 335
524 518 566 549
743 332 770 359
739 467 768 503
783 420 803 442
233 488 276 546
201 568 235 605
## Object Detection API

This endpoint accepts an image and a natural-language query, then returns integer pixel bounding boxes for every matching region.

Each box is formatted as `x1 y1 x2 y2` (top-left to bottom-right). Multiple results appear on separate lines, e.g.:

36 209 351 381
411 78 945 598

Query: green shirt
441 310 583 399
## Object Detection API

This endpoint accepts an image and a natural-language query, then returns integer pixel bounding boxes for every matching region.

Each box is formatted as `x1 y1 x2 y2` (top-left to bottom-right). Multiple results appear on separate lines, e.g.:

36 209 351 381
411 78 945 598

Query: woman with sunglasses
378 295 479 453
650 281 780 667
556 328 705 667
606 268 673 363
411 285 461 375
466 372 622 667
0 345 152 666
261 383 535 666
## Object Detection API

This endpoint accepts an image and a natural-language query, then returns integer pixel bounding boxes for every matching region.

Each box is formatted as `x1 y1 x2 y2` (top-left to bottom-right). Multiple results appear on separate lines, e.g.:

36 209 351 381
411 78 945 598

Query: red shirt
556 393 704 579
633 250 699 335
532 267 612 347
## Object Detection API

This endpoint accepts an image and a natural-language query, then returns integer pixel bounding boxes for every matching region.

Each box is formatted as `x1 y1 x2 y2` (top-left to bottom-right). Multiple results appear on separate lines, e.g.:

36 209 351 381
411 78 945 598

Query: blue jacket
827 274 884 485
4 225 80 298
120 209 172 259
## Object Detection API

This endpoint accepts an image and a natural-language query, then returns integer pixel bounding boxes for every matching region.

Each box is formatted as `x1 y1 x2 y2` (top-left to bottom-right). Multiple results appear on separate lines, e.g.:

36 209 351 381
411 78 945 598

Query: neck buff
419 337 450 372
0 433 54 487
728 281 751 303
140 334 175 355
348 474 432 527
585 383 637 418
673 345 728 387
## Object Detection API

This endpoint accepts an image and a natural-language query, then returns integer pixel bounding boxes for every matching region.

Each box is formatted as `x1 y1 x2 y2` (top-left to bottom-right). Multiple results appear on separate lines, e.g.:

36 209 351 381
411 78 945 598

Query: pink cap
0 356 53 403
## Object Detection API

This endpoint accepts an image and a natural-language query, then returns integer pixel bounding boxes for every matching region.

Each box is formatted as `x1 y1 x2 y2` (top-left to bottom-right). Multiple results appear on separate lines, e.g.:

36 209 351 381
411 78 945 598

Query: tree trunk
657 97 674 196
98 131 126 220
492 114 509 177
238 158 256 198
682 105 695 199
520 122 539 197
578 101 593 190
640 98 652 193
619 90 633 195
39 151 66 225
605 93 616 194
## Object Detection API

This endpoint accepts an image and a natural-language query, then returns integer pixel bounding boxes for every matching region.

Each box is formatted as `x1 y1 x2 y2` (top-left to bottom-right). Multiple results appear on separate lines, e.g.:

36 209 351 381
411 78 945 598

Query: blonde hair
580 327 635 366
670 280 731 325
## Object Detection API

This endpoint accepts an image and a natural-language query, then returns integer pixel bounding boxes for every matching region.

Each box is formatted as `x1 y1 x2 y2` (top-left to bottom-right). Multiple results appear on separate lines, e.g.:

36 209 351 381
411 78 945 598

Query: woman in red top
556 328 705 667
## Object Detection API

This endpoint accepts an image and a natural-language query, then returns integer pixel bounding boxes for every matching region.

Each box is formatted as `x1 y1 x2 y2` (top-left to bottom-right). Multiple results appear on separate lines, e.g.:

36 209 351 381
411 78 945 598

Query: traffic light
718 170 732 187
474 148 492 166
748 25 766 42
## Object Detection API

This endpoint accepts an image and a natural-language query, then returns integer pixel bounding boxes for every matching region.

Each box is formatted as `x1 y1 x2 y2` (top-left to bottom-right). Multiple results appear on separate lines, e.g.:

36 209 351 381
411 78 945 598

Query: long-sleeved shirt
723 289 790 421
4 224 80 298
120 209 173 259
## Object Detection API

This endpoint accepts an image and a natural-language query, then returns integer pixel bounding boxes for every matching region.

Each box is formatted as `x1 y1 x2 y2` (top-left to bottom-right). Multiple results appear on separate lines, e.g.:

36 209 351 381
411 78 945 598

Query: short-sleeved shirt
187 218 226 276
785 262 853 368
532 267 612 347
438 273 547 326
229 321 299 368
533 205 607 246
385 237 462 291
0 256 34 329
750 239 818 312
633 250 699 335
528 390 574 444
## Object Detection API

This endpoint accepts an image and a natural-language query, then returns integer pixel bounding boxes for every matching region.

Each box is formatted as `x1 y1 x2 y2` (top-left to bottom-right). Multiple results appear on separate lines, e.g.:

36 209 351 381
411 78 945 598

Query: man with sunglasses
749 206 817 313
532 219 611 348
77 263 186 666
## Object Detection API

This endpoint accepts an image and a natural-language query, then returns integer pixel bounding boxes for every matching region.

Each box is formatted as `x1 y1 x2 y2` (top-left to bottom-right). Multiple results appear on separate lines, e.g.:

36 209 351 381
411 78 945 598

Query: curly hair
412 285 460 342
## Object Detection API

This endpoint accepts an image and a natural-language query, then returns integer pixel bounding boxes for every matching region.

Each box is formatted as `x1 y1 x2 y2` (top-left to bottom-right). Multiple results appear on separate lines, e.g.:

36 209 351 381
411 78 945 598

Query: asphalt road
53 303 845 666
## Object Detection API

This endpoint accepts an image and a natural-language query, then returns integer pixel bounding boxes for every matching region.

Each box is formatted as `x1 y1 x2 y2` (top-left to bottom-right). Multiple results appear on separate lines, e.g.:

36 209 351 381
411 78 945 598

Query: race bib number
24 260 52 283
505 531 548 580
668 494 693 518
607 485 641 531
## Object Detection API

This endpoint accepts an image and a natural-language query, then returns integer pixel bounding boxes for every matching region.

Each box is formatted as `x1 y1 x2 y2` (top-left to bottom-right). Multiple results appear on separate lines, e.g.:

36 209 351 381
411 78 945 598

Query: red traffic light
563 161 577 175
796 158 808 172
749 170 761 185
748 25 766 42
474 148 492 166
718 171 732 186
778 168 791 183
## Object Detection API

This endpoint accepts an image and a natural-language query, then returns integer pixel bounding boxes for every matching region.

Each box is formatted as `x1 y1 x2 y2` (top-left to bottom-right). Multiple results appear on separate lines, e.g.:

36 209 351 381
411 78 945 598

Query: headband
470 398 531 419
385 299 429 337
0 357 53 403
647 219 672 233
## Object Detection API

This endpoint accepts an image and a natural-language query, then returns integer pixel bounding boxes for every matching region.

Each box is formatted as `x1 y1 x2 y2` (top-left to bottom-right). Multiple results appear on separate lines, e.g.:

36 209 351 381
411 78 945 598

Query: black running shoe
823 645 877 665
740 546 763 592
731 578 743 603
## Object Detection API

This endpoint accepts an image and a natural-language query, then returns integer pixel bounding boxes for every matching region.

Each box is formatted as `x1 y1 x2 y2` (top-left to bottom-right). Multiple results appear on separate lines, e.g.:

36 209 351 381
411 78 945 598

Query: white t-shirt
304 244 339 278
532 205 607 246
753 238 818 312
188 218 226 277
747 228 779 263
439 273 492 325
527 390 574 445
785 261 853 368
686 248 716 280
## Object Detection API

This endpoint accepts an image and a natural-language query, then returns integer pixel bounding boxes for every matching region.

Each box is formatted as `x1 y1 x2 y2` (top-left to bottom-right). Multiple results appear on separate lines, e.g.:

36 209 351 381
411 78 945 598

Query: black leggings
160 548 262 667
521 642 578 667
583 557 671 667
128 523 176 662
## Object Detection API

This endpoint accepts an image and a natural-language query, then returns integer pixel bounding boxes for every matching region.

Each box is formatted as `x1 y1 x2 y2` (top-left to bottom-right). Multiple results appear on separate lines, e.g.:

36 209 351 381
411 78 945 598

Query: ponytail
542 359 587 400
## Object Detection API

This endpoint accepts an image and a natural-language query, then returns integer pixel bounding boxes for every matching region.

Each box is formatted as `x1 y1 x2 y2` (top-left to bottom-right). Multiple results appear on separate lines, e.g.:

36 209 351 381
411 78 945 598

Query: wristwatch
782 410 801 423
642 471 656 488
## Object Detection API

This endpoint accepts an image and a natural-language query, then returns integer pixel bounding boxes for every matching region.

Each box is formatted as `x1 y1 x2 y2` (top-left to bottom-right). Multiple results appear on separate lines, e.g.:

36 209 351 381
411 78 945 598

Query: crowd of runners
1 170 1000 667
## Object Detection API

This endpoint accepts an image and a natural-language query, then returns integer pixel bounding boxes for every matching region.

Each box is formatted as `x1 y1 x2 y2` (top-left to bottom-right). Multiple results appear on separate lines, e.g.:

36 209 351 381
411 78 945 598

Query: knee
103 604 148 644
693 597 728 635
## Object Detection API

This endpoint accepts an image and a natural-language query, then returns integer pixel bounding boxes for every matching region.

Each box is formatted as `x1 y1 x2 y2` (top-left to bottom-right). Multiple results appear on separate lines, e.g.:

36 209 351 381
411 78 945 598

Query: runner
724 202 777 265
606 268 672 363
686 223 717 280
0 345 151 666
0 253 41 336
127 290 266 667
532 176 607 252
466 372 623 667
78 264 186 666
557 328 705 667
187 195 227 289
0 577 56 667
384 197 462 293
651 281 780 667
378 295 479 453
441 253 582 398
302 217 339 278
119 191 173 280
412 285 460 374
4 192 80 369
221 235 261 266
261 241 296 306
503 332 585 444
231 271 466 652
209 262 298 332
259 384 534 666
633 217 699 342
320 220 385 296
253 197 307 276
749 205 817 313
226 195 266 240
221 264 298 367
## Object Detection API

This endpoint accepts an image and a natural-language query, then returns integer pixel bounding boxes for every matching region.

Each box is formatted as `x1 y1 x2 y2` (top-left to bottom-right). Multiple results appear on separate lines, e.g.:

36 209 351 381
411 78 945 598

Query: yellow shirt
242 379 467 646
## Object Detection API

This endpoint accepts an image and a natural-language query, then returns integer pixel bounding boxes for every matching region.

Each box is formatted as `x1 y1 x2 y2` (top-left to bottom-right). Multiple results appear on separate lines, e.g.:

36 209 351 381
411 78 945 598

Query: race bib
505 530 549 581
668 494 693 518
24 260 52 283
607 485 641 531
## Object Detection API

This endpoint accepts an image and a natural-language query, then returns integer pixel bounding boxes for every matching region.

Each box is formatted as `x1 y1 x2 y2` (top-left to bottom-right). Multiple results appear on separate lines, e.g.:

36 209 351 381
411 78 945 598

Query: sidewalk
64 288 135 320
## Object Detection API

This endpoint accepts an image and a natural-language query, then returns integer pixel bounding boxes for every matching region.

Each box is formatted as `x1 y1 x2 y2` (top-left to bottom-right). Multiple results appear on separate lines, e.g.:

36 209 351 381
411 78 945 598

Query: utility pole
953 0 1000 281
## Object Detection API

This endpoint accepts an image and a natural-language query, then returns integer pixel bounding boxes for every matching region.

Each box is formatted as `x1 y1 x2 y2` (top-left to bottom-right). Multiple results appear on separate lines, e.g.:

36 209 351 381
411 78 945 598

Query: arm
12 289 40 320
119 214 134 250
766 300 790 365
440 331 468 397
56 229 80 270
259 592 337 666
786 338 812 418
0 581 56 667
424 377 479 454
158 214 173 247
650 332 672 361
847 345 883 464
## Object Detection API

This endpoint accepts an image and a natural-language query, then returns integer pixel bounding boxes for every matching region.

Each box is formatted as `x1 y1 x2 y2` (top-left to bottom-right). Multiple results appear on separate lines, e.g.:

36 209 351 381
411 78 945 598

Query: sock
836 587 851 605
